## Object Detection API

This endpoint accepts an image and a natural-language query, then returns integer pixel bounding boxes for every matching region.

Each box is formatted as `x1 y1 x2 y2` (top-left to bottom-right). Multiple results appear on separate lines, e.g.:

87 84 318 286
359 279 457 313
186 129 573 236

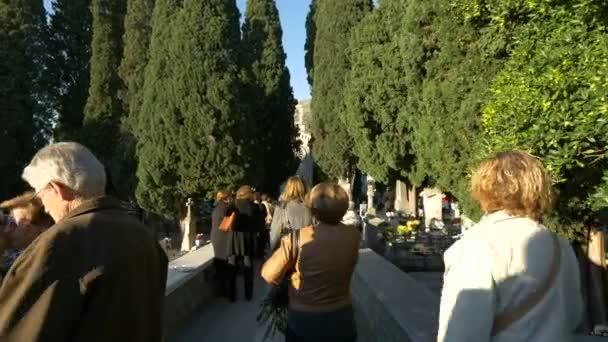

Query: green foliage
119 0 154 134
83 0 130 198
241 0 298 193
136 0 245 217
304 0 317 87
343 0 431 185
116 0 156 200
311 0 372 179
47 0 92 142
480 1 608 238
410 0 510 219
0 0 47 199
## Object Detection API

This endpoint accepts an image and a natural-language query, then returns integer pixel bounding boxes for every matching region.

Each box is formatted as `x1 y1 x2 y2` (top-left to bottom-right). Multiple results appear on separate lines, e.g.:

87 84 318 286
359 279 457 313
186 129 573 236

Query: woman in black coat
227 185 264 302
210 191 231 297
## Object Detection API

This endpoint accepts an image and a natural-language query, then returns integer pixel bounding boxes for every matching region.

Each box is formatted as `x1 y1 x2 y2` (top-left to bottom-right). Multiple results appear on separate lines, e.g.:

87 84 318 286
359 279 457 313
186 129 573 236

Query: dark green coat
0 197 168 341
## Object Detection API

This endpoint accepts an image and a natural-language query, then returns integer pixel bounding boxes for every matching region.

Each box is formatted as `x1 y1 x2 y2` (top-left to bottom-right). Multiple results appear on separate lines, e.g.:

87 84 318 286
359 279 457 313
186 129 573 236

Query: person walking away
227 185 264 301
0 192 53 278
0 142 168 342
269 176 312 251
254 192 268 258
262 183 360 342
211 190 232 298
437 151 582 342
260 193 274 255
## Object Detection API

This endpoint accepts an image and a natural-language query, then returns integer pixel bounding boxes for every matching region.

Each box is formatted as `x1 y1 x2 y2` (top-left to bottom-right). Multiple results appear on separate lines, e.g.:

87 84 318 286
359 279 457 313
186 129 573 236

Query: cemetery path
171 265 282 342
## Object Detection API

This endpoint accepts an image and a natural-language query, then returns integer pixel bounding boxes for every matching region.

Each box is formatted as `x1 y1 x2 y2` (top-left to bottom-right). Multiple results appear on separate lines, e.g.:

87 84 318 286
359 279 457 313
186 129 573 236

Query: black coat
210 201 230 260
227 199 264 263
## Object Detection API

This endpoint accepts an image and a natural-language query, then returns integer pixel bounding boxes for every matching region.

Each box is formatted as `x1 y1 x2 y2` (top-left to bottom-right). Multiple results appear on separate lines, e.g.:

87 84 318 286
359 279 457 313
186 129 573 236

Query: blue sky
43 0 312 100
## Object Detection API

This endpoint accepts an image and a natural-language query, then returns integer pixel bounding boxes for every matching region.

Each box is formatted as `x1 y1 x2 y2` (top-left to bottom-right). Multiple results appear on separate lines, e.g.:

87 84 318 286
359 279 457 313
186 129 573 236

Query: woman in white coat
438 151 583 342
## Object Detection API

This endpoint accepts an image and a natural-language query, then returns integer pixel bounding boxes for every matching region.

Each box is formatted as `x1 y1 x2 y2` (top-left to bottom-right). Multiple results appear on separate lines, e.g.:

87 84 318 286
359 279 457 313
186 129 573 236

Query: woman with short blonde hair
262 182 360 342
227 185 264 301
471 151 553 221
438 151 582 341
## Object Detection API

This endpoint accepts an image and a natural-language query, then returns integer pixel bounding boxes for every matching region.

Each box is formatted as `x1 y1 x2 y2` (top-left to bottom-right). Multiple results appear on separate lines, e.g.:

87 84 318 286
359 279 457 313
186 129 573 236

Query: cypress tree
0 0 46 199
342 1 416 184
47 0 92 142
83 0 129 197
136 0 245 217
241 0 298 193
310 0 372 180
119 0 155 134
304 0 317 86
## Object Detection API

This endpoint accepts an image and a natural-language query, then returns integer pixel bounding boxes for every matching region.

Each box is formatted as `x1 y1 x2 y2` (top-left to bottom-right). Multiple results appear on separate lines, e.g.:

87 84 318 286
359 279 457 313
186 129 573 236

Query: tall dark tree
119 0 155 133
0 0 47 199
114 0 156 200
136 0 245 217
47 0 92 142
241 0 298 193
310 0 372 180
83 0 129 197
304 0 317 87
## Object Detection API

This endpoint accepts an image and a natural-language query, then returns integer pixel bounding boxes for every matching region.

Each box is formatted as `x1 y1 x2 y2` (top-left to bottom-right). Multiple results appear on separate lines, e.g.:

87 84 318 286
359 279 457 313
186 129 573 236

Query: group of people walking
210 176 361 341
0 139 587 342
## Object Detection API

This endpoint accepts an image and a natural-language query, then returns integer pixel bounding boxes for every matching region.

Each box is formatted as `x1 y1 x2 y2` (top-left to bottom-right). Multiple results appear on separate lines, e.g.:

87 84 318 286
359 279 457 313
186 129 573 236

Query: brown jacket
0 197 168 342
262 223 360 313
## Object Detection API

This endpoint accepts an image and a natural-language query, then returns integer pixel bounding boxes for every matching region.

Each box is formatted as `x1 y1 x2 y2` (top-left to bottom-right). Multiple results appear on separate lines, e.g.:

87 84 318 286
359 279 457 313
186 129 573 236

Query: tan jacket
262 223 360 313
0 197 168 342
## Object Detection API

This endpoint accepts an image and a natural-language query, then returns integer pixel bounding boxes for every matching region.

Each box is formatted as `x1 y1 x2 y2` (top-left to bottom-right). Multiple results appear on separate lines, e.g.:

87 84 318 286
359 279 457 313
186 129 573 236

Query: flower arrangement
397 219 420 236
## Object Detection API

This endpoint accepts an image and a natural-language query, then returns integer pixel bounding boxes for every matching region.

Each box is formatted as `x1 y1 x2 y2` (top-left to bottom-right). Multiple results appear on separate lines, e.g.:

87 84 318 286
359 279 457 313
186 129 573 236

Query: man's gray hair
22 142 106 198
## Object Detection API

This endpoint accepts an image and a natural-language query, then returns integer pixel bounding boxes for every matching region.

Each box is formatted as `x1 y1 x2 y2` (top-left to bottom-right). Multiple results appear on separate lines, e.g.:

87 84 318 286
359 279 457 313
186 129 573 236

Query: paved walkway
171 266 282 342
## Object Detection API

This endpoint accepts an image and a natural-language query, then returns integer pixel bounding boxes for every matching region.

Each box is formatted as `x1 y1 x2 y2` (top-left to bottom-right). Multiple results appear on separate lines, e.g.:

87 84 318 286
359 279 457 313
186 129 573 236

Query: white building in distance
295 99 311 158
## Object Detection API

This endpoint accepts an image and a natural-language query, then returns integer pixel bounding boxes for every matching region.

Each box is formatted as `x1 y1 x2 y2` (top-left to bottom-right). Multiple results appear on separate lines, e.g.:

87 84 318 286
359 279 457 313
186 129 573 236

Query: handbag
491 232 562 336
219 212 236 232
257 229 300 341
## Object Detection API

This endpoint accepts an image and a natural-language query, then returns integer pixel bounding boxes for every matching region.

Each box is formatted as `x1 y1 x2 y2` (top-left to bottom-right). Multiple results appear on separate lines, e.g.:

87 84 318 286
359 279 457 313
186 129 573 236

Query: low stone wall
163 244 215 339
352 249 440 342
162 244 602 341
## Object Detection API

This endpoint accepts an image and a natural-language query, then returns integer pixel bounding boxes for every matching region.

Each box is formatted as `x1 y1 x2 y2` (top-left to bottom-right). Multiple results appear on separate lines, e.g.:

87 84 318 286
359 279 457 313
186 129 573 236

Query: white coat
438 211 583 342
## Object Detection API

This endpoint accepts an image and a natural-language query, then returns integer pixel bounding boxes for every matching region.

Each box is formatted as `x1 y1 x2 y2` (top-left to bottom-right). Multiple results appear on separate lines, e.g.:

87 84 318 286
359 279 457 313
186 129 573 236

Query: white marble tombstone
394 180 417 217
419 188 445 228
366 176 376 216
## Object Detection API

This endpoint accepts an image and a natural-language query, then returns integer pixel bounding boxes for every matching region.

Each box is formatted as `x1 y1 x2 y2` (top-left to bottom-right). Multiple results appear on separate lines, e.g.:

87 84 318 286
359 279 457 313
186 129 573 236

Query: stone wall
352 249 440 342
163 244 215 339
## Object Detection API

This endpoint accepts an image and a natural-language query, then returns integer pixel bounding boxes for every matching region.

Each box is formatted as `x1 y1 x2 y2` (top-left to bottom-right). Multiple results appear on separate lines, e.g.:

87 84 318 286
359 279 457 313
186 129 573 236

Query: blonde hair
471 151 553 221
0 192 53 227
282 176 306 202
236 185 253 200
216 190 230 203
305 182 349 225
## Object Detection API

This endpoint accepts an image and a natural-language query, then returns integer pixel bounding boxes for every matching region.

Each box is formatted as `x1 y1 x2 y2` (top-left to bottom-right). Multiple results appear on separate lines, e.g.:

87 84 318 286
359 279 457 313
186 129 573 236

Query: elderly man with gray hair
0 142 168 342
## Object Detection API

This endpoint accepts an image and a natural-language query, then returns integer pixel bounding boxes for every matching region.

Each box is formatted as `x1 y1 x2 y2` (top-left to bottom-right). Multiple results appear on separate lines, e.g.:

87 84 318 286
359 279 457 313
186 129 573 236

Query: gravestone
395 180 417 217
420 188 444 228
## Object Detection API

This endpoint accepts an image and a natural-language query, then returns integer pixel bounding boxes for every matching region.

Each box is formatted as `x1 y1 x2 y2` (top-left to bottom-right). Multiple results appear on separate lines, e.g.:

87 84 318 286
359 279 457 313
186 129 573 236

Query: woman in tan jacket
262 182 360 342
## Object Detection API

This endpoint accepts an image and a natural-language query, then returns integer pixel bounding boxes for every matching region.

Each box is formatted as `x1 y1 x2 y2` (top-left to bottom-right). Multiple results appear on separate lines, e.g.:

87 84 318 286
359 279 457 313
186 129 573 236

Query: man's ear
49 182 76 201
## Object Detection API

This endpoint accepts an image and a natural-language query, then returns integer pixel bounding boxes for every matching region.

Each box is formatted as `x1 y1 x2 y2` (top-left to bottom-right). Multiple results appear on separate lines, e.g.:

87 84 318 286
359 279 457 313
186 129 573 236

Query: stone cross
180 198 197 252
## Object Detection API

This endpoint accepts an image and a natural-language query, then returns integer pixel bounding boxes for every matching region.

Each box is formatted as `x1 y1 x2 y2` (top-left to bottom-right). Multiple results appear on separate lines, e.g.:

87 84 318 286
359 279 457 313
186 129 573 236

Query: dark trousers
228 256 254 301
257 231 270 258
213 258 230 298
286 328 356 342
286 306 357 342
